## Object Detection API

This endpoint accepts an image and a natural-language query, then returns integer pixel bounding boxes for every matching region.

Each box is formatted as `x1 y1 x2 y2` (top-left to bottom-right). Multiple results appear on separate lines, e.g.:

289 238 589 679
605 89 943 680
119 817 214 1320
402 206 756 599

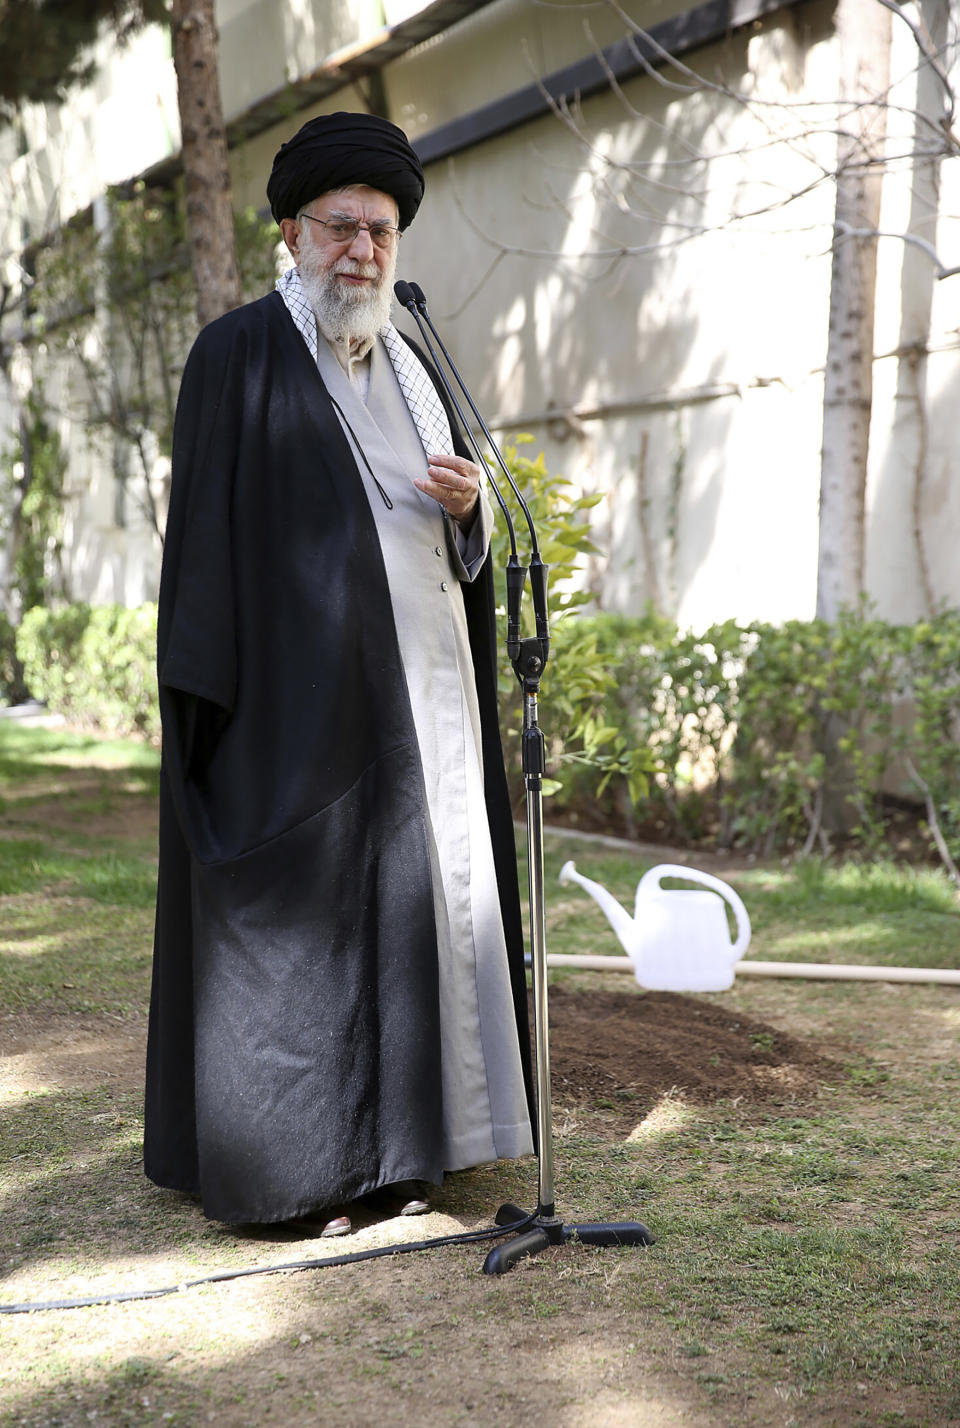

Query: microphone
406 284 539 554
402 282 549 655
395 279 528 664
394 281 514 551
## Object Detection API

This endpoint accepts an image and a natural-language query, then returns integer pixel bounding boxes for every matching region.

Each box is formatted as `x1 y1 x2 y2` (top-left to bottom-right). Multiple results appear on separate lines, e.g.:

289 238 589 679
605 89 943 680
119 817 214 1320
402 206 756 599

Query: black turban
267 112 425 230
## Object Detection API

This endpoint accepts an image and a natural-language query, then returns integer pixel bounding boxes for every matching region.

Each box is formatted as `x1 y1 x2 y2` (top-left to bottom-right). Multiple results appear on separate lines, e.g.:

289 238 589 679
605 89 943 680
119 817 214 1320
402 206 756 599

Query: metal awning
140 0 497 187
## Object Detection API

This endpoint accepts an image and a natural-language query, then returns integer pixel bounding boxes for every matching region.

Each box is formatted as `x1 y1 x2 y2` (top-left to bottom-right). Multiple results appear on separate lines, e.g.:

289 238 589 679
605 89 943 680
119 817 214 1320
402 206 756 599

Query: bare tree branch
906 756 960 882
875 0 955 127
602 0 959 155
833 218 960 279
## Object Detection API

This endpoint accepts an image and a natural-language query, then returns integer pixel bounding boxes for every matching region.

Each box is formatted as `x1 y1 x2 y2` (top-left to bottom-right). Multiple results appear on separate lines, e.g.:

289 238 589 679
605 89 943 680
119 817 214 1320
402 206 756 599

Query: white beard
298 248 397 347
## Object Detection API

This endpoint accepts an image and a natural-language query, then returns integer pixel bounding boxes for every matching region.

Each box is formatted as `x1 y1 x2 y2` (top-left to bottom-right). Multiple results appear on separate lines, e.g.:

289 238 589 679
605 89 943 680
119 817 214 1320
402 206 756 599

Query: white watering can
558 860 751 992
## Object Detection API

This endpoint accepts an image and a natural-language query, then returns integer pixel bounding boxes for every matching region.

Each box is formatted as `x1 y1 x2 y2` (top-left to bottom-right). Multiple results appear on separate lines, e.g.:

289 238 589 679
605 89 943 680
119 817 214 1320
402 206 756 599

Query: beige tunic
315 331 533 1170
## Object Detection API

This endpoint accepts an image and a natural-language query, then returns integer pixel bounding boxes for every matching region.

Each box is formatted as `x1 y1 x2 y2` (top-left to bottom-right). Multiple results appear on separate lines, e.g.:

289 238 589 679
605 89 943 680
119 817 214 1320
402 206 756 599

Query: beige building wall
394 0 960 627
388 0 833 627
2 0 958 629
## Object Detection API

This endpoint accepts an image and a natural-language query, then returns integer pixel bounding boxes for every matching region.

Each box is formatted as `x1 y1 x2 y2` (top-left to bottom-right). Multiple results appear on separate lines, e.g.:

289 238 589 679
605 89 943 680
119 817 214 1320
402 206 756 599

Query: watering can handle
637 863 751 958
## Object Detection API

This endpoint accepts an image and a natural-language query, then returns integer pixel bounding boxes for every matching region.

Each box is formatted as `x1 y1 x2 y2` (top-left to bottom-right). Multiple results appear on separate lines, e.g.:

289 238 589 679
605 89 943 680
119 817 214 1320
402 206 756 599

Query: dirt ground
544 986 838 1131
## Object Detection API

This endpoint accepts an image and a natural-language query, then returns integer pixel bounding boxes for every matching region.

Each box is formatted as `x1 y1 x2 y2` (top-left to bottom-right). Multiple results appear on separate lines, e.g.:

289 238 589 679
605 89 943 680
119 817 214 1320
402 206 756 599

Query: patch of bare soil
50 795 157 844
4 776 158 843
543 987 841 1132
1 1010 146 1093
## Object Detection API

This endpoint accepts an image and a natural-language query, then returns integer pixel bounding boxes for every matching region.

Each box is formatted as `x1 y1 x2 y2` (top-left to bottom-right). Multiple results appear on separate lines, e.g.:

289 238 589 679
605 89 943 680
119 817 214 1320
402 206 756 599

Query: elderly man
144 112 533 1231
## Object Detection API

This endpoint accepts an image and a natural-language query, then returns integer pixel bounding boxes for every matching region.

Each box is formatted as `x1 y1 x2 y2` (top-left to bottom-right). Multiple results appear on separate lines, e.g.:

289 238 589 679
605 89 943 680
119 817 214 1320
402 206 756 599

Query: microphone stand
396 282 654 1274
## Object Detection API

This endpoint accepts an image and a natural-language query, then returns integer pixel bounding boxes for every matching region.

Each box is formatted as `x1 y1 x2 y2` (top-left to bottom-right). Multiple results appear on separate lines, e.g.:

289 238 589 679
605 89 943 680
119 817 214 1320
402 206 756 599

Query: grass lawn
1 722 959 1427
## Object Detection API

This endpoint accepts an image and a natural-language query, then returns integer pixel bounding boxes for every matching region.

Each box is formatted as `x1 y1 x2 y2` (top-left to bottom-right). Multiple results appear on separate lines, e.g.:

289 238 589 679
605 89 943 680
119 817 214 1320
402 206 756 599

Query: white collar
276 266 454 458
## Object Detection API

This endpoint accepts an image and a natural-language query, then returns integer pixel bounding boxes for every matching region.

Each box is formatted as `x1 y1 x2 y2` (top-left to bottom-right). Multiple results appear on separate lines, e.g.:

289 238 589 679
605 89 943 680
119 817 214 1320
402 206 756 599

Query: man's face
283 184 400 342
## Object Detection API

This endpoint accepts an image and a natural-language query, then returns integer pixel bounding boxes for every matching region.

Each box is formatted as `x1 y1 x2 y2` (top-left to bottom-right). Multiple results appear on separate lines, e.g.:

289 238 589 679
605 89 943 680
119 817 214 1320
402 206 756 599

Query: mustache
332 258 381 281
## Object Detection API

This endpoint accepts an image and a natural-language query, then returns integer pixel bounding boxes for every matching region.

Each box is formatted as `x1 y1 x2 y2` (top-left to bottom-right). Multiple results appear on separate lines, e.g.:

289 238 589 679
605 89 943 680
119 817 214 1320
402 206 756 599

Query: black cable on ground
0 1210 538 1315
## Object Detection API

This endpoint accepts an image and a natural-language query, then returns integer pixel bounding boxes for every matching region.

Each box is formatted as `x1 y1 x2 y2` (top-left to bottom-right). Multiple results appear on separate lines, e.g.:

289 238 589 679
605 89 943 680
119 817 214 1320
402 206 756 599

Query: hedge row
7 602 960 867
13 603 160 740
552 607 960 866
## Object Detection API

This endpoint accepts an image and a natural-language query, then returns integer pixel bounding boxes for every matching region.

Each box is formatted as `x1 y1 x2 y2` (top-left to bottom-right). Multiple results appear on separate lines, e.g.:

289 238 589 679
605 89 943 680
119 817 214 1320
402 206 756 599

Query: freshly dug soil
541 986 841 1132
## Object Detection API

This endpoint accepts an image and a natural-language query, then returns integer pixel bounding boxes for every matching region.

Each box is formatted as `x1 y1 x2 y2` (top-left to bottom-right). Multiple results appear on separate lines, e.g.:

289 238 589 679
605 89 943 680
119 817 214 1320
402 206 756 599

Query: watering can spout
558 860 638 951
559 860 751 993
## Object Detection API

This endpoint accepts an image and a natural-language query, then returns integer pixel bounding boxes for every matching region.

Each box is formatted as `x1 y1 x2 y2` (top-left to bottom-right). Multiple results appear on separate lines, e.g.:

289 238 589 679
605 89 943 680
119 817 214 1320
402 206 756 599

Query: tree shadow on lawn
3 1217 953 1428
0 1075 535 1298
0 1264 738 1428
0 918 153 1018
5 999 953 1428
1 988 846 1296
0 760 159 845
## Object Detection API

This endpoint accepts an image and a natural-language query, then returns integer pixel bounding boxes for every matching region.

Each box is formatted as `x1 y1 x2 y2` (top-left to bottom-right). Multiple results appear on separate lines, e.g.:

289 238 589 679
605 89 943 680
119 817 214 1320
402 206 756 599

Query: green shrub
894 611 960 874
490 439 654 807
726 618 830 853
0 386 68 618
16 603 158 739
522 600 960 873
0 611 29 704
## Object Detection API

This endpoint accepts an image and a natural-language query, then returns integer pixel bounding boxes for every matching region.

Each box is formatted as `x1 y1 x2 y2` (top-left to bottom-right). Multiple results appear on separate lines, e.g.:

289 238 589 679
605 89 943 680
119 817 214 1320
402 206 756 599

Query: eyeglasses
298 213 401 249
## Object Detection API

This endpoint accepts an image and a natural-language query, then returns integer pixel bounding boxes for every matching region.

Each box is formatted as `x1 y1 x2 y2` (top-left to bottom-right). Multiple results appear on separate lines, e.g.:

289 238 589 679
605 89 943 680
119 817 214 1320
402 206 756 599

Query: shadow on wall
908 321 960 618
864 0 960 622
399 4 837 624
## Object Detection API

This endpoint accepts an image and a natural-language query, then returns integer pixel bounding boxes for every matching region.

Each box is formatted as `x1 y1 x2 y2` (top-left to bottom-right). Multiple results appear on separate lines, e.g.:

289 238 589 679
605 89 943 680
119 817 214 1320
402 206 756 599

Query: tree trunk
816 0 892 835
171 0 242 330
816 0 892 621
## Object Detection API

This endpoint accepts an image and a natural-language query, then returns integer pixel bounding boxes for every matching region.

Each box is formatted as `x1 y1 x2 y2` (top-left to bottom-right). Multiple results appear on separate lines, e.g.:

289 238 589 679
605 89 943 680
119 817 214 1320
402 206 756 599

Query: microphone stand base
482 1204 655 1276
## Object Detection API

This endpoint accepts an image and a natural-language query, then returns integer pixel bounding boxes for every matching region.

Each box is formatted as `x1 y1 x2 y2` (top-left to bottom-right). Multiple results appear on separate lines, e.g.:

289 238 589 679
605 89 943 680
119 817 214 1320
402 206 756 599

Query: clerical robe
145 290 533 1224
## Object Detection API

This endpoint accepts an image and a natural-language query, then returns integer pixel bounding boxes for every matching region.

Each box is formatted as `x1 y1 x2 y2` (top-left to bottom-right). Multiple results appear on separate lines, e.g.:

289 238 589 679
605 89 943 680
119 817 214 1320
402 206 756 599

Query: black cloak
144 292 532 1224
